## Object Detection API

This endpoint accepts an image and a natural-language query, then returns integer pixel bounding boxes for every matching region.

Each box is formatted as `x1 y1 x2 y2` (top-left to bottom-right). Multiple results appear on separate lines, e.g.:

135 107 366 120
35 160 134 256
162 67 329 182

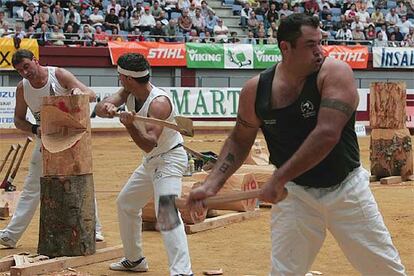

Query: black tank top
255 64 360 188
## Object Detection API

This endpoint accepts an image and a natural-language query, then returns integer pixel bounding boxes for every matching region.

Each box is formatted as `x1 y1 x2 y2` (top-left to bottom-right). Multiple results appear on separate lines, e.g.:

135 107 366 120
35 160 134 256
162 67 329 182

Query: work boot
110 257 149 272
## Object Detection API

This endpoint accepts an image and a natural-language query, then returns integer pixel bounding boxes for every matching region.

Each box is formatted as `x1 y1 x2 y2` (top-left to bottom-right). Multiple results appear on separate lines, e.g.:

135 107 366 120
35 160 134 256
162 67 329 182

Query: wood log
370 82 406 129
0 191 21 215
142 181 207 225
244 139 270 165
370 128 413 180
38 174 96 257
41 95 92 176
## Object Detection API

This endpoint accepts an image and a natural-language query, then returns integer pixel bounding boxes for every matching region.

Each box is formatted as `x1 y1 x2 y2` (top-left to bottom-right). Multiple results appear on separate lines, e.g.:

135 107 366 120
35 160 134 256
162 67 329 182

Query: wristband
32 124 39 135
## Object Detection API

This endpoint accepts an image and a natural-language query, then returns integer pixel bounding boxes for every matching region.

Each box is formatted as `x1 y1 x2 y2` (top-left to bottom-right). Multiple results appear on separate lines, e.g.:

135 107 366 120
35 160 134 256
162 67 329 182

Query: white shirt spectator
89 12 105 27
335 28 353 40
380 29 388 41
357 10 370 27
107 1 122 16
385 11 400 26
351 20 364 30
213 20 228 42
139 13 156 27
398 18 413 35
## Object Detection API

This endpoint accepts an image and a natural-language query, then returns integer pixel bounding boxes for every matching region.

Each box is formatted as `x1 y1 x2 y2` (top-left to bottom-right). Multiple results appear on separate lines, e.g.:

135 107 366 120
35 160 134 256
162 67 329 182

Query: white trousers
270 166 406 276
116 147 192 276
2 139 103 242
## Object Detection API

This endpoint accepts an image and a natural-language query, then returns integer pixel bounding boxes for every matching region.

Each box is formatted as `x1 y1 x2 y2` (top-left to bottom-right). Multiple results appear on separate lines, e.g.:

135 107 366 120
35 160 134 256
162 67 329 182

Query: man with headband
95 53 193 275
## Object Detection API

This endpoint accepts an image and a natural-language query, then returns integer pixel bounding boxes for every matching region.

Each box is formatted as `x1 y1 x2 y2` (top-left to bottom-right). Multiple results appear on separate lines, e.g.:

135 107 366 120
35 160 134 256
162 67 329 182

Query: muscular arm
14 82 36 135
271 59 358 187
55 68 97 102
95 87 128 118
124 96 170 153
203 77 262 194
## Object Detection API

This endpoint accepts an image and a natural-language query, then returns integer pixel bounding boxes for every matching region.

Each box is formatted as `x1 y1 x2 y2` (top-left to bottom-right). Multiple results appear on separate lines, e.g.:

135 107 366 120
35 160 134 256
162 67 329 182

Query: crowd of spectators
0 0 413 47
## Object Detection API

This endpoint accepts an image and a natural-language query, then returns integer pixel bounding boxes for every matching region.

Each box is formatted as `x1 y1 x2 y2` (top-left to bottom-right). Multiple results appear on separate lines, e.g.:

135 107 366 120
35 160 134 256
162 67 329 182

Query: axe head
175 116 194 137
156 195 181 232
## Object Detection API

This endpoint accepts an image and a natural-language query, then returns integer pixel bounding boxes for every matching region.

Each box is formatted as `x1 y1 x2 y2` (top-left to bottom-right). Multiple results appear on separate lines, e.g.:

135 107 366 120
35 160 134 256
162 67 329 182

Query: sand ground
0 132 413 276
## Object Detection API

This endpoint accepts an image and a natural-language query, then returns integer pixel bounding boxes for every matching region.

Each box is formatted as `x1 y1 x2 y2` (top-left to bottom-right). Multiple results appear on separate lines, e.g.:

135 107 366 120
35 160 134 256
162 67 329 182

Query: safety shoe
110 257 149 272
95 231 104 242
0 231 16 248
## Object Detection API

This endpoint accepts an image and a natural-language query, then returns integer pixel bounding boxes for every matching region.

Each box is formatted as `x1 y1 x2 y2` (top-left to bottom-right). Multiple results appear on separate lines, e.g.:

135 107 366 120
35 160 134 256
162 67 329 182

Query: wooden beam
0 256 14 272
380 176 402 185
0 207 9 218
10 245 123 276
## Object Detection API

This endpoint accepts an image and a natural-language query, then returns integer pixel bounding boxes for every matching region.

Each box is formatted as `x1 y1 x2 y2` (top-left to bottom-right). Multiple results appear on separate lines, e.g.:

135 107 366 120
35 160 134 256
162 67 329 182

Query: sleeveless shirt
255 64 360 188
126 85 183 158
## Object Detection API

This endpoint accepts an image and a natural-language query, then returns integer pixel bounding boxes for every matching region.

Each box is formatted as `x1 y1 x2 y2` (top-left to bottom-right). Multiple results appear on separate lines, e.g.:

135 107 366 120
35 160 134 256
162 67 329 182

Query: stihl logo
148 48 185 59
328 52 366 62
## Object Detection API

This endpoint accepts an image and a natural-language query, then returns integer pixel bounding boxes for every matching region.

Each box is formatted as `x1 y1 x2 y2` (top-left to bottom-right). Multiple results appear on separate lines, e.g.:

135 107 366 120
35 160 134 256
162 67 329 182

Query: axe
0 144 21 191
183 145 217 170
0 145 15 174
156 189 268 231
114 113 194 137
2 137 33 191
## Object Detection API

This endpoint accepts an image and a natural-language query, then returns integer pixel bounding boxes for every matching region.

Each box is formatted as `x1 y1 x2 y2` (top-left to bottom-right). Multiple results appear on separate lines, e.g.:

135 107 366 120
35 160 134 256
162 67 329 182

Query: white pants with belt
116 146 192 276
270 166 406 276
2 138 103 243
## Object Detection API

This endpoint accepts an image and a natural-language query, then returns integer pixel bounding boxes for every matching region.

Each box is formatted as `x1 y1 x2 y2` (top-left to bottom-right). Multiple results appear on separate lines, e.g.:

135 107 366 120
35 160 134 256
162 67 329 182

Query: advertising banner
322 45 369 69
0 38 39 70
373 47 414 68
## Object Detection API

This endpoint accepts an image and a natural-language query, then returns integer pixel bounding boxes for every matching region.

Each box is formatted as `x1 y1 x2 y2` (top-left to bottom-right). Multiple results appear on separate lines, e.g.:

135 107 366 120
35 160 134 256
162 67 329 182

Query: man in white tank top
0 49 105 248
95 53 193 276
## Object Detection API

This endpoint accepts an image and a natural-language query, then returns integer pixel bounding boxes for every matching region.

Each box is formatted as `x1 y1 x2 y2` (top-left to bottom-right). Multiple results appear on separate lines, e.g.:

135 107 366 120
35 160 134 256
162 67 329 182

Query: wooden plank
0 207 9 217
95 241 107 250
369 175 377 182
185 210 261 234
10 245 123 276
0 256 14 272
380 176 403 185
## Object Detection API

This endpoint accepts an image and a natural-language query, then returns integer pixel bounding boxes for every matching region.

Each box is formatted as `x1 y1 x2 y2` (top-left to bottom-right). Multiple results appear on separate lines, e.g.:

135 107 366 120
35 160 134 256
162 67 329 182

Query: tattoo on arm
236 115 256 128
218 153 235 173
320 98 354 117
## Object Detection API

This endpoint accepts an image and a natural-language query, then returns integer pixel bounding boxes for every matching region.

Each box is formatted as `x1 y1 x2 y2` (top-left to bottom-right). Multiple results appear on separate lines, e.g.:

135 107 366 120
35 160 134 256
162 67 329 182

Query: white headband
117 66 149 78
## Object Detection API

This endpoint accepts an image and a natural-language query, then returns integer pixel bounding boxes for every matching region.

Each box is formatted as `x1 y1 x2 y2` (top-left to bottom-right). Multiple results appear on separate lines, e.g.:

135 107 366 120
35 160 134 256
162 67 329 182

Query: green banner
186 43 281 69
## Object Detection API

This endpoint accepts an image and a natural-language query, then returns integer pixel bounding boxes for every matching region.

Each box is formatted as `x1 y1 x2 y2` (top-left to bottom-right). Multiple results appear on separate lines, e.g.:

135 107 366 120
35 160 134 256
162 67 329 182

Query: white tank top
126 85 183 158
23 66 70 123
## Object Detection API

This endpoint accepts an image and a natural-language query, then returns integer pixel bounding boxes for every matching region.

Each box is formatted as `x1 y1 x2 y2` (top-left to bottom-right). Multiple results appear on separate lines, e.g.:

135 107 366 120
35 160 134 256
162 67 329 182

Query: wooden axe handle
114 113 181 132
175 189 261 209
0 145 14 174
1 144 21 184
9 137 33 180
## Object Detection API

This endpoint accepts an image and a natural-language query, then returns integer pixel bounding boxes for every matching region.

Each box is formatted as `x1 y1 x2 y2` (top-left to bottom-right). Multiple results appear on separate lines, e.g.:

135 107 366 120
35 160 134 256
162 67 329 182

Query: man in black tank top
188 14 405 275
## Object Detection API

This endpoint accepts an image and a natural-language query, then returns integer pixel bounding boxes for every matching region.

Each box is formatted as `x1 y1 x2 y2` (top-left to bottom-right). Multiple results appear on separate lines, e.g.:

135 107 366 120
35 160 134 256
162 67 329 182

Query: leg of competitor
0 138 41 248
327 167 406 275
270 183 327 275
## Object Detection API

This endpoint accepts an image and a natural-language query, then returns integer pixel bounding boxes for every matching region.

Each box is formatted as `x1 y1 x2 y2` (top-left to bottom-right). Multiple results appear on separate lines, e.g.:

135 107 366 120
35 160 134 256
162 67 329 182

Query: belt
169 143 183 151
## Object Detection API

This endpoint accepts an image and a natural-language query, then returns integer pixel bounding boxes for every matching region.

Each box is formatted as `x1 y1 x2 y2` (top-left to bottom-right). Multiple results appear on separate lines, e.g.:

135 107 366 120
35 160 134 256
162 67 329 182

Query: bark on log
41 95 92 176
370 82 407 129
370 128 413 180
38 174 96 257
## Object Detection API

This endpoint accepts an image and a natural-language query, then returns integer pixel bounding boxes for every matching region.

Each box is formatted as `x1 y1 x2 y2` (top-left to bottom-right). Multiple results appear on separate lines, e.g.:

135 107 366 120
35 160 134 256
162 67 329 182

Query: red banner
108 41 186 66
322 45 368 69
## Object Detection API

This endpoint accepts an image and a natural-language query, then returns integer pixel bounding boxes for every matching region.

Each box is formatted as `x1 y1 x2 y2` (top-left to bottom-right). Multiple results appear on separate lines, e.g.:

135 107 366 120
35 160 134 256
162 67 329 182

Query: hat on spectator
144 6 150 10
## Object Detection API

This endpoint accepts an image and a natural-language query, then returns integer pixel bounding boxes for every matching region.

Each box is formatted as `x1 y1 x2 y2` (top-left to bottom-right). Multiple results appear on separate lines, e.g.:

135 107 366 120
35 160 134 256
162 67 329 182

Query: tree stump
370 128 413 180
370 82 406 129
38 174 96 257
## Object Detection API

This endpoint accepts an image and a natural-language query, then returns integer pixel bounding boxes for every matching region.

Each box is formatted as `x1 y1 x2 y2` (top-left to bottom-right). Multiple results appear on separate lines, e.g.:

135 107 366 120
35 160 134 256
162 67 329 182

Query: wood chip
203 268 223 275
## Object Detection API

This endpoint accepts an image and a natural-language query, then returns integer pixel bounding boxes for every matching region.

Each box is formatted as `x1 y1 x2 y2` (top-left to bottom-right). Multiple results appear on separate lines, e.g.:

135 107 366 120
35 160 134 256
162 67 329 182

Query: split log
370 128 413 180
38 174 96 257
41 95 92 176
370 82 406 129
244 139 270 165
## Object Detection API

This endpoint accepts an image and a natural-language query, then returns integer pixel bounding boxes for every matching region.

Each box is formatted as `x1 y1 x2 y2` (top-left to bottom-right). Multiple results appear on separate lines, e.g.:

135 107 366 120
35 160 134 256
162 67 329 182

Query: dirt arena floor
0 130 413 275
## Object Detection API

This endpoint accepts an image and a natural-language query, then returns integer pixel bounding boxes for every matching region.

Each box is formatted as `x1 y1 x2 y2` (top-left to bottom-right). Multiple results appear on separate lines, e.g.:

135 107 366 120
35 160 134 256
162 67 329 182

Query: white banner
372 47 414 68
0 87 412 129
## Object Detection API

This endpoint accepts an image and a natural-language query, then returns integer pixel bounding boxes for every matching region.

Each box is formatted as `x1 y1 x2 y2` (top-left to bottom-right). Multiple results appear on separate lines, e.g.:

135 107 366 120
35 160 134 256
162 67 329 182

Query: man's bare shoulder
241 75 260 95
149 95 171 120
319 57 353 79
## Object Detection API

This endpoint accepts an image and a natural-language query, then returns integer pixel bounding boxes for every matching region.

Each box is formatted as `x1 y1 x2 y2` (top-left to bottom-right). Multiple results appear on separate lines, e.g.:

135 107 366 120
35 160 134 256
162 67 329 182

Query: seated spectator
178 9 193 34
386 8 400 27
188 2 197 18
33 23 51 46
0 22 12 37
89 7 105 28
365 23 376 40
344 3 357 23
39 5 52 27
200 0 215 18
279 2 292 17
241 30 256 44
393 26 404 41
200 30 213 43
159 11 169 25
79 8 90 26
396 0 408 17
318 0 331 11
256 28 267 44
118 8 128 31
79 24 94 46
266 3 278 25
65 4 81 25
107 0 121 15
388 32 400 46
334 14 347 30
94 25 108 45
229 31 240 43
149 20 166 41
398 15 413 35
178 0 191 11
379 23 389 41
247 11 259 35
25 26 36 38
373 31 388 46
129 10 140 30
128 26 145 41
304 0 319 15
357 5 370 28
133 2 145 16
64 24 80 45
351 15 364 30
50 25 65 45
335 23 353 40
401 33 413 47
322 14 335 31
64 14 80 33
352 25 365 40
321 6 332 20
105 8 120 31
23 3 40 29
267 21 277 37
371 7 385 26
139 6 155 32
213 18 228 42
188 29 200 42
163 18 179 42
205 9 217 33
109 27 124 41
192 8 205 33
91 0 104 10
151 1 163 21
0 11 9 30
240 3 252 30
267 29 277 44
